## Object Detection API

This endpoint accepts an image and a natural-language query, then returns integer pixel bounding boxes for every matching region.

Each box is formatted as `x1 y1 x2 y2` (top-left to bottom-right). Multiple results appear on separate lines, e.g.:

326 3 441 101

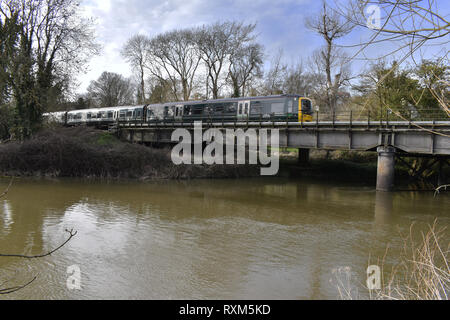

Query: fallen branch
0 277 37 295
0 178 78 295
0 177 14 199
434 184 450 197
0 228 77 259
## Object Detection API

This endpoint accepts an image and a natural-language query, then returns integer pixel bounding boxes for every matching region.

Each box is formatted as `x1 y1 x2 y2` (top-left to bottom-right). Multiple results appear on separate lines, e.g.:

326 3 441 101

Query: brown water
0 177 448 300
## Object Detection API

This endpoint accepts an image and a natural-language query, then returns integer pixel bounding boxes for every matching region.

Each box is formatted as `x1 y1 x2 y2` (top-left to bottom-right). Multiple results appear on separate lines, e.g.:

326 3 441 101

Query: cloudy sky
76 0 449 94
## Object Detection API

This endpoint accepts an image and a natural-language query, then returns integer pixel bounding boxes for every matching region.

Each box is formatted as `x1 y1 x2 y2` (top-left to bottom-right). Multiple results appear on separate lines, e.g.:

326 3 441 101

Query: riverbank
0 127 446 187
0 127 259 180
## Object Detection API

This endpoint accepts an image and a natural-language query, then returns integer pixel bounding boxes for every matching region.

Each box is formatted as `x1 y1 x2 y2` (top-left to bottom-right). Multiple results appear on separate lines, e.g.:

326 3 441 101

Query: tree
0 11 20 140
306 1 354 114
87 72 135 107
283 62 315 96
262 50 287 95
354 59 447 120
146 76 174 104
415 59 449 118
340 0 449 116
228 42 263 97
0 0 98 138
146 29 201 101
121 34 151 104
197 21 258 99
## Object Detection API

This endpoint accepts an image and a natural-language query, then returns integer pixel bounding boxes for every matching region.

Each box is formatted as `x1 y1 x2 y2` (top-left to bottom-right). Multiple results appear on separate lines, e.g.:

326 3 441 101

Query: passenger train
43 94 314 126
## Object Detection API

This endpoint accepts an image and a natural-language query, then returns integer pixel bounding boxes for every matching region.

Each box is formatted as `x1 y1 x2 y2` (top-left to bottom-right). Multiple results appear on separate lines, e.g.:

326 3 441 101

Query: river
0 177 448 299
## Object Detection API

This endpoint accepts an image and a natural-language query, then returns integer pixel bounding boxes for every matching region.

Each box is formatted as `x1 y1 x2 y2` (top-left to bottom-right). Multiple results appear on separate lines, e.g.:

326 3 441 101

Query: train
43 94 314 126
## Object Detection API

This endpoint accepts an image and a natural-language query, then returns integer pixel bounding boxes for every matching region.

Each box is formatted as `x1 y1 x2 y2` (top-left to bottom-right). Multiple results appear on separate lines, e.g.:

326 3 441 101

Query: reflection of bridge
116 120 450 191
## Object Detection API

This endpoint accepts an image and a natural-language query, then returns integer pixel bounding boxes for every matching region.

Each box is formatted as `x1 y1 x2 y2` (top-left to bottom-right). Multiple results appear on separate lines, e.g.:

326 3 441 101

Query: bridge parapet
118 120 450 155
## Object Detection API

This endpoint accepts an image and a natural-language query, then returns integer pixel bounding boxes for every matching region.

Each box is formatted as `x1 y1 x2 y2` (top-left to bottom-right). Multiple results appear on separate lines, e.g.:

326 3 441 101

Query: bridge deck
118 120 450 156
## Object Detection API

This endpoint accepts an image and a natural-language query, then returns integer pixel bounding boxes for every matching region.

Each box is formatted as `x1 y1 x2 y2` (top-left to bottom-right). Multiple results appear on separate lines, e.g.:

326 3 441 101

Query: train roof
55 95 309 114
164 94 306 106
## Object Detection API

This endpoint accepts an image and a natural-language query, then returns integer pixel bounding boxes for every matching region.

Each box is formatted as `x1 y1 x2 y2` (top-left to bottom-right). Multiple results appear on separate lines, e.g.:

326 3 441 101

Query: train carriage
144 94 313 123
45 94 314 126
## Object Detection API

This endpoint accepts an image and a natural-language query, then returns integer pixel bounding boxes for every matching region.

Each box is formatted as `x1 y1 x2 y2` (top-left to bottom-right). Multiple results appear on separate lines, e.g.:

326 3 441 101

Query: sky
76 0 450 94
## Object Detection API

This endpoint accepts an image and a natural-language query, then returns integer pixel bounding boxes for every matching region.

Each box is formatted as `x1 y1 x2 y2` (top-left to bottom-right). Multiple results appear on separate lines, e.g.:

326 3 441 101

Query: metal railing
313 108 449 123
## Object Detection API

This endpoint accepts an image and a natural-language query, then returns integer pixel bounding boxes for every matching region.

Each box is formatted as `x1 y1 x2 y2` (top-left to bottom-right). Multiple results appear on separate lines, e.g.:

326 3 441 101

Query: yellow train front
298 97 313 122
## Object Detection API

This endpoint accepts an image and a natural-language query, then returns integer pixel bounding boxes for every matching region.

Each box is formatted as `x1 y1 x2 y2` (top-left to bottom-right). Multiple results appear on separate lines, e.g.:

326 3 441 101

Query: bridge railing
314 108 449 123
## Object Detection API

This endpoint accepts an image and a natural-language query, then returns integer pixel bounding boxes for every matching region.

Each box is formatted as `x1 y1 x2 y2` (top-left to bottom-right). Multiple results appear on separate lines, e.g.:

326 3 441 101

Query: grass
333 220 449 300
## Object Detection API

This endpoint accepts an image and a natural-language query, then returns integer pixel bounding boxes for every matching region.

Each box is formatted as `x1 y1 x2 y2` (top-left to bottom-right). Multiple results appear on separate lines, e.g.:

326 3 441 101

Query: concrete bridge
116 120 450 191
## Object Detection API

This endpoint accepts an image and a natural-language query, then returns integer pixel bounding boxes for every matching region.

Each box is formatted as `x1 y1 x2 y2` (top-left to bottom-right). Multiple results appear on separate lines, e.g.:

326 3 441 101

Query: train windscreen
301 99 312 114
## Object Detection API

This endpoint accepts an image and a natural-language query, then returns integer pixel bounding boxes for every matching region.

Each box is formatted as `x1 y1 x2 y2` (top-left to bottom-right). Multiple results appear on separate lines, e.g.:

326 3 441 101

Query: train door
174 104 183 121
237 100 250 120
143 105 148 122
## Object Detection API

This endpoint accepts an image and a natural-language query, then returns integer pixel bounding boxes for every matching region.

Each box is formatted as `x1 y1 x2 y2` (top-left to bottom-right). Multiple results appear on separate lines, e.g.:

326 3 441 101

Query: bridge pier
376 146 396 192
298 148 310 165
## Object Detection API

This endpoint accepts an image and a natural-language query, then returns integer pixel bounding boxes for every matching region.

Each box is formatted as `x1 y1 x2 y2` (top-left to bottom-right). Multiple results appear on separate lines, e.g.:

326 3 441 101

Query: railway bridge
115 119 450 191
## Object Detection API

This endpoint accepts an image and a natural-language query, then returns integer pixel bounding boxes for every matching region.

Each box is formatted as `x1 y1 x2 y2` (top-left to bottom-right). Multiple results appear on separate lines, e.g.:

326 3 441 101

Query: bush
0 126 259 179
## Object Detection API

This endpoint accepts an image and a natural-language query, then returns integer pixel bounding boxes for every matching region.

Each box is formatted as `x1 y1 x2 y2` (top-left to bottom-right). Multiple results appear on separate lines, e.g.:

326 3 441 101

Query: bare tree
228 43 263 97
338 0 449 115
306 0 354 114
283 62 314 96
87 71 135 107
197 21 258 99
262 49 288 95
121 34 151 104
146 29 201 101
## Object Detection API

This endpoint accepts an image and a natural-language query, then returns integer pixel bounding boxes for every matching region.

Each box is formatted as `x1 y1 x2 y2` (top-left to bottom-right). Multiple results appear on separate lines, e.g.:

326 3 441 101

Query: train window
183 106 190 115
107 112 113 118
136 109 141 117
192 105 203 115
251 102 262 114
214 104 224 113
164 106 169 116
301 99 312 113
238 104 242 114
244 103 249 114
87 113 91 119
271 102 284 113
226 103 236 113
119 111 126 118
126 111 132 117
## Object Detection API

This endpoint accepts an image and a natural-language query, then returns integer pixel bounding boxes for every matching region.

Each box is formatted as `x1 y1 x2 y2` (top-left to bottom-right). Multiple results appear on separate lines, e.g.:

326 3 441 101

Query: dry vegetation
0 126 259 180
334 220 449 300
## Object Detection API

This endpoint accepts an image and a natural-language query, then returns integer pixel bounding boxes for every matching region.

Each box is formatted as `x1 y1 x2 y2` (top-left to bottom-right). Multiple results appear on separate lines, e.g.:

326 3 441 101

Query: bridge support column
298 148 310 165
376 146 396 192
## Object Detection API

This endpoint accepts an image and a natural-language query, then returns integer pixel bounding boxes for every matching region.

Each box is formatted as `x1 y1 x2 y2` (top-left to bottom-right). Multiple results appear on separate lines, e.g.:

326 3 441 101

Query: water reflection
374 192 394 226
0 178 448 299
